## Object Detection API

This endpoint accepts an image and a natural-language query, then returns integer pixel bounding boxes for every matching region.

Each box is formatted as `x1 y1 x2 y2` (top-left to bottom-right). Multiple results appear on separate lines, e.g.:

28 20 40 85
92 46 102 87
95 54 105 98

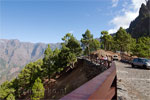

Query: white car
112 55 118 61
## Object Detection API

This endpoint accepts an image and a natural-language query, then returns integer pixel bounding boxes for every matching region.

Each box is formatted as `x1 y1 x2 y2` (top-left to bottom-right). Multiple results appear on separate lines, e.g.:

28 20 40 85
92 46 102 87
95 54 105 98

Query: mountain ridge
0 39 61 84
127 0 150 38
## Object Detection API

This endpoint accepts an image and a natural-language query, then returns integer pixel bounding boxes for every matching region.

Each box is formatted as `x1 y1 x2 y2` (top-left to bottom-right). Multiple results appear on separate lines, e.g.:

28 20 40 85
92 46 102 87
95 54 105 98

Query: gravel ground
116 61 150 100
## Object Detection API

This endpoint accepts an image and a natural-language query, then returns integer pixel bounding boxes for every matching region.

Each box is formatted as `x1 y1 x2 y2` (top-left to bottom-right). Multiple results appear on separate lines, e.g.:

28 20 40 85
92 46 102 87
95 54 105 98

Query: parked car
112 55 119 61
132 58 150 69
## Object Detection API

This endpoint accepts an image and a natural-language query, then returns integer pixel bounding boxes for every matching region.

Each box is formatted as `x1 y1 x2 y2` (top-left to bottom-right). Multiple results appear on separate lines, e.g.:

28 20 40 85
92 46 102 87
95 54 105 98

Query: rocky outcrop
127 0 150 38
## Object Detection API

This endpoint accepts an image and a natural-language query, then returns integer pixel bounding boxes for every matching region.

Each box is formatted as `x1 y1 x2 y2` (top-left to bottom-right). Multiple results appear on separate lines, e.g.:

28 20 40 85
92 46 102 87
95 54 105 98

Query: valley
0 39 61 84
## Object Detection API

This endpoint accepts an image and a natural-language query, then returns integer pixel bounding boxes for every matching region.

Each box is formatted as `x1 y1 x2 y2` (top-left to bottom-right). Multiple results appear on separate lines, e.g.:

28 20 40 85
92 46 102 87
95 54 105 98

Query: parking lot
116 61 150 100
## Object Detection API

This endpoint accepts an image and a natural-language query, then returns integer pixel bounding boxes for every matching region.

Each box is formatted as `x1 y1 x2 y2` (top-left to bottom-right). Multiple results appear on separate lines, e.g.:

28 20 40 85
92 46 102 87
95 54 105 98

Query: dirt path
116 61 150 100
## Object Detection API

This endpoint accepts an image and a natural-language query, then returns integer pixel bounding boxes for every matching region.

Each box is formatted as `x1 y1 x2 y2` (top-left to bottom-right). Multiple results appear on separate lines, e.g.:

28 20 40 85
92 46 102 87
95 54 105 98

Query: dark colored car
132 58 150 69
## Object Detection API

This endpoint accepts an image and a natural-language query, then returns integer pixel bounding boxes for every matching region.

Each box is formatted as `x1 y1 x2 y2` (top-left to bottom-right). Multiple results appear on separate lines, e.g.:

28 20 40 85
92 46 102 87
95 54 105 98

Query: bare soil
44 64 88 99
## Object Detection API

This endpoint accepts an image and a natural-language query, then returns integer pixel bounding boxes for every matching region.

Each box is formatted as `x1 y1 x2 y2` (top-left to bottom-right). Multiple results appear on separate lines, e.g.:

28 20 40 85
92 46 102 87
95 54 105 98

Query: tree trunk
104 42 106 50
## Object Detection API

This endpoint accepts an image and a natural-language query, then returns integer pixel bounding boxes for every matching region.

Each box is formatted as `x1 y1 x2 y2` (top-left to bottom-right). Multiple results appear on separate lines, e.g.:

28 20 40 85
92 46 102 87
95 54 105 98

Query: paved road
116 61 150 100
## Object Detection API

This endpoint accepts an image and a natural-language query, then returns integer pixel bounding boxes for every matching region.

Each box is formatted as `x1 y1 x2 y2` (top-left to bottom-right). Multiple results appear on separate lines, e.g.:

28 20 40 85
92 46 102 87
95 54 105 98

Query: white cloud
69 30 74 33
108 0 146 33
112 0 119 7
131 0 146 10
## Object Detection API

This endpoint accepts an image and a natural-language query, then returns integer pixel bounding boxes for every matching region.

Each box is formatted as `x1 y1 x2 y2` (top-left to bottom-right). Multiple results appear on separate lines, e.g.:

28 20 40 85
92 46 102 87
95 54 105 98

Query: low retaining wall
80 58 107 80
60 59 117 100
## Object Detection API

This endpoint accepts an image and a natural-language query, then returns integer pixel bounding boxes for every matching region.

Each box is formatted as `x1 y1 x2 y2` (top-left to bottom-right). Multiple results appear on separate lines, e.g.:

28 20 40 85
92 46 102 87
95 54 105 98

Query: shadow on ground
125 66 148 70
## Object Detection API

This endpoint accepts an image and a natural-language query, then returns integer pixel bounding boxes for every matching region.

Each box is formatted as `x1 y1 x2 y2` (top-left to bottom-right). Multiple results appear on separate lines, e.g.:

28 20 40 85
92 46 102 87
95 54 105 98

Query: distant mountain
127 0 150 38
0 39 61 84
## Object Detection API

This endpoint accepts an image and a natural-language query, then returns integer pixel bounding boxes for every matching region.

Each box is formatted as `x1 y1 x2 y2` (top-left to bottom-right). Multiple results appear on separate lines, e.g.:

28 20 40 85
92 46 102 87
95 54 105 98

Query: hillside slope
0 39 61 84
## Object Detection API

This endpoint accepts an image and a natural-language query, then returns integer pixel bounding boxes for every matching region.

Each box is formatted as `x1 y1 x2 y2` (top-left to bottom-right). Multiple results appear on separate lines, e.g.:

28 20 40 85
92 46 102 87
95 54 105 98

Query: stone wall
77 58 107 80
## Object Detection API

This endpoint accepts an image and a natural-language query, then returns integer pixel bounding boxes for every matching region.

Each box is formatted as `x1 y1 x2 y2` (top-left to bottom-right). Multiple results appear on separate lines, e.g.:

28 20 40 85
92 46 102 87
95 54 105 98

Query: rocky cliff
127 0 150 38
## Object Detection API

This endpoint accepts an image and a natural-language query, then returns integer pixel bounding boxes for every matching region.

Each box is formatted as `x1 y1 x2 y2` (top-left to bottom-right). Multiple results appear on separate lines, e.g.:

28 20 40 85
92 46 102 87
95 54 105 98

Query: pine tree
65 34 82 56
31 77 44 100
114 27 132 52
58 33 82 70
100 31 109 50
81 29 93 55
52 48 61 73
0 81 15 99
132 37 150 57
17 60 43 96
42 44 53 80
10 78 19 98
89 39 100 52
6 93 15 100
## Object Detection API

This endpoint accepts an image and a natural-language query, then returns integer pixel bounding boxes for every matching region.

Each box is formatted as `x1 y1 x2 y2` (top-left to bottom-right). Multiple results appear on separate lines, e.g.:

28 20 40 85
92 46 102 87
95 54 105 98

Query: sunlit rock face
127 0 150 38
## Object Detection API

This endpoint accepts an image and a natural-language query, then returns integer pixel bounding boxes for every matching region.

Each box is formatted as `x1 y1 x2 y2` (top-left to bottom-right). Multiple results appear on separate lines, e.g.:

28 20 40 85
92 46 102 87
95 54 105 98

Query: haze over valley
0 39 61 84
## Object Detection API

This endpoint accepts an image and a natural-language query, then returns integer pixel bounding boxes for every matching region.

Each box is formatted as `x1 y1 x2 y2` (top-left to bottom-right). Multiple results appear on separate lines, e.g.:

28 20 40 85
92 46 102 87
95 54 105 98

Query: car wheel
143 65 147 69
147 68 150 70
132 64 135 68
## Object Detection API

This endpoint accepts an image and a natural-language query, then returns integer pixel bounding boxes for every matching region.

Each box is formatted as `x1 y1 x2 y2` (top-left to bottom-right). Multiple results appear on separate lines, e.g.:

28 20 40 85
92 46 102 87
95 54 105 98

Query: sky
0 0 146 43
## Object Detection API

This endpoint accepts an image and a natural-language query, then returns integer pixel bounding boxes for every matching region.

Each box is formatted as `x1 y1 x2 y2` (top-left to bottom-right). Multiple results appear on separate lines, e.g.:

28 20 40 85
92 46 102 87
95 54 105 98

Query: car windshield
142 59 150 62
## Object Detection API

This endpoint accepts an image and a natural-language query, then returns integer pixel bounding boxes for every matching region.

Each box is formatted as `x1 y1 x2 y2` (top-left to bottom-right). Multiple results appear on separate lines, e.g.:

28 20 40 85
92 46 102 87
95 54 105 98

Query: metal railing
60 60 117 100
